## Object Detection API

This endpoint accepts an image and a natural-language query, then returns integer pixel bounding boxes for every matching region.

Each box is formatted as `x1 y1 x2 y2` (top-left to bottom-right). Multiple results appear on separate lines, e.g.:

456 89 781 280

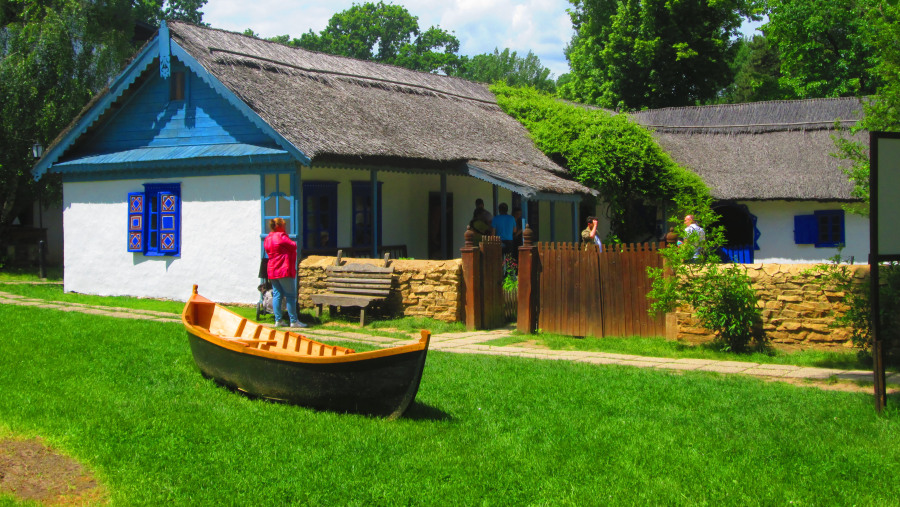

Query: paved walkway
2 287 897 387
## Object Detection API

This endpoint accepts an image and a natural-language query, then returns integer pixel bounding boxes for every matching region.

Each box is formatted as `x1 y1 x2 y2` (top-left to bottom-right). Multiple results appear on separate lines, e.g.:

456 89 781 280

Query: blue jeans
270 277 298 324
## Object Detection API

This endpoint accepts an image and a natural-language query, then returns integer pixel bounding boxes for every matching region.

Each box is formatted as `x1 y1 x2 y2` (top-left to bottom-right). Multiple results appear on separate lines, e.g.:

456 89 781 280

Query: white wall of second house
745 200 868 264
63 174 261 304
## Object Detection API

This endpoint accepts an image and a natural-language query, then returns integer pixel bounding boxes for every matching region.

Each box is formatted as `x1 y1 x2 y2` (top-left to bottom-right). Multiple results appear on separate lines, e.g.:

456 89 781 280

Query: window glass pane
278 194 291 216
264 174 276 195
279 174 292 196
264 196 276 217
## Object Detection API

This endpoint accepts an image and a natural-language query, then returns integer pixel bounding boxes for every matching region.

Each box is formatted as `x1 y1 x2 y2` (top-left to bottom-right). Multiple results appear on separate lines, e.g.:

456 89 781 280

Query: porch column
296 164 303 260
441 173 448 259
371 169 378 259
572 202 579 242
492 185 499 217
517 225 537 334
550 201 556 241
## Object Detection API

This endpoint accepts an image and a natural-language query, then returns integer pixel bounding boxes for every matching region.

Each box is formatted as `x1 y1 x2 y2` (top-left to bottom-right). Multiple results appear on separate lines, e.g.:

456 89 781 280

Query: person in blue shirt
492 203 517 255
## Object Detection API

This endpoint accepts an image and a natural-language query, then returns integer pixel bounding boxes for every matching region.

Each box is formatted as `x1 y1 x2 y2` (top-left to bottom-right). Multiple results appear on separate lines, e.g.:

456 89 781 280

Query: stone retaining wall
298 256 463 322
674 263 867 346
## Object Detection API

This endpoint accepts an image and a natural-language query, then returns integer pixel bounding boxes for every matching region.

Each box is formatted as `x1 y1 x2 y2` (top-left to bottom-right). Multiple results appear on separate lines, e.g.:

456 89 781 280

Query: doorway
428 192 453 259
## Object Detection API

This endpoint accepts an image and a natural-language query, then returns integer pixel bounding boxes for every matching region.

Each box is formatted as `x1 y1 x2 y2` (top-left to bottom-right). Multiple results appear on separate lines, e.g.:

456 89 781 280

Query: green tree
764 0 879 99
832 1 900 215
560 0 762 110
454 48 555 93
294 2 462 74
719 35 793 103
0 0 206 253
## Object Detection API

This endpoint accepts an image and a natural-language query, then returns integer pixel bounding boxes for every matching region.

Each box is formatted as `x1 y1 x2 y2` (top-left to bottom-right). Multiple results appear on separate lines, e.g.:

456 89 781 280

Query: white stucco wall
64 175 261 304
744 200 868 264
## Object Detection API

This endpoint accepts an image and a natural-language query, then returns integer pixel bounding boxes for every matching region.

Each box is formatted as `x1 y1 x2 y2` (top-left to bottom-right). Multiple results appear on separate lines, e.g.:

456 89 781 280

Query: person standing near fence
492 203 517 255
264 217 304 328
681 214 705 259
581 216 603 252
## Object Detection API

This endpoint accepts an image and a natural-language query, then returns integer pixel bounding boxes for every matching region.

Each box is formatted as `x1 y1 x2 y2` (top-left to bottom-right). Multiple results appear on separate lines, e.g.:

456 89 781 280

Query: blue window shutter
128 192 145 252
794 215 816 244
158 192 179 254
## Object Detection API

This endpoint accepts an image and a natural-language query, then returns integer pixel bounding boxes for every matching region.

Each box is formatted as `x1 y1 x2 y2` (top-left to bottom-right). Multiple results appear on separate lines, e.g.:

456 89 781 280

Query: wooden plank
325 263 394 274
326 277 392 285
311 294 384 307
324 285 392 295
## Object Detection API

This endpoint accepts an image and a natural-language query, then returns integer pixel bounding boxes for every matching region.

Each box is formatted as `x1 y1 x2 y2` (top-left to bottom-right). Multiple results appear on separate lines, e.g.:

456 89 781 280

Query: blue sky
201 0 765 79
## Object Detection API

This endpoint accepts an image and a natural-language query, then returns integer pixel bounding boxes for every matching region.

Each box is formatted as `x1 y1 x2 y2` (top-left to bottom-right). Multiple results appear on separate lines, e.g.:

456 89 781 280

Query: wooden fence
460 231 505 330
517 227 667 338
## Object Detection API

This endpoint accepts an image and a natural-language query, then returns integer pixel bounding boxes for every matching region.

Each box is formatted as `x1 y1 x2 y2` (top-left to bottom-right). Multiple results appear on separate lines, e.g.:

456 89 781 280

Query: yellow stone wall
298 256 463 322
674 263 868 346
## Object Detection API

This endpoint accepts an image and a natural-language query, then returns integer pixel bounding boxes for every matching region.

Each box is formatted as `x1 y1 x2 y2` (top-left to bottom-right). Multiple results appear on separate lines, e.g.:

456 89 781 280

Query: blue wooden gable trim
168 42 311 166
82 57 277 155
33 25 310 181
32 39 160 180
159 21 171 79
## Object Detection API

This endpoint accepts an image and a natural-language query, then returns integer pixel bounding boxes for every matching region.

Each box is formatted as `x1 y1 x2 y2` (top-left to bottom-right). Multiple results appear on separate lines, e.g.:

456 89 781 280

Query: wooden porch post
371 169 378 259
461 227 482 330
517 225 538 334
440 173 448 260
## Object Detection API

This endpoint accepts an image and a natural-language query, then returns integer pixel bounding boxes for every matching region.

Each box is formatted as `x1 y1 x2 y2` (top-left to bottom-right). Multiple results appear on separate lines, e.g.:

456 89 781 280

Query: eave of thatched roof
628 98 865 201
166 21 593 197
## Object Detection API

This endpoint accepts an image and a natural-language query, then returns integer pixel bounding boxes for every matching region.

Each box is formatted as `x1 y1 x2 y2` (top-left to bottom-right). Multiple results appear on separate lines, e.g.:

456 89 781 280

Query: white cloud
200 0 574 77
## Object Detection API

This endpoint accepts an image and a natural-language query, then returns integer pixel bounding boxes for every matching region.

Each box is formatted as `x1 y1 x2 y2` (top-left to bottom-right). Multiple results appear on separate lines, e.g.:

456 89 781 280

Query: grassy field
0 299 898 504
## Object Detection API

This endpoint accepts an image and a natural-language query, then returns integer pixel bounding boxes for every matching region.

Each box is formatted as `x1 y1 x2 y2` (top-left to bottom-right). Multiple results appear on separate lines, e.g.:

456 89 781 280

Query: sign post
869 132 900 411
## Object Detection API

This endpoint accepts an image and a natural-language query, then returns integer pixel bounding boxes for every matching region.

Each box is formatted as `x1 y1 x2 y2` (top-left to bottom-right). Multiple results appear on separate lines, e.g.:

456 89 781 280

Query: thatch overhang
166 21 595 198
628 98 866 201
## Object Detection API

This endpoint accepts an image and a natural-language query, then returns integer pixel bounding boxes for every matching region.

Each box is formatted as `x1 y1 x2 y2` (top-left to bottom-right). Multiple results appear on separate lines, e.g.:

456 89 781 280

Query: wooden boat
181 285 430 419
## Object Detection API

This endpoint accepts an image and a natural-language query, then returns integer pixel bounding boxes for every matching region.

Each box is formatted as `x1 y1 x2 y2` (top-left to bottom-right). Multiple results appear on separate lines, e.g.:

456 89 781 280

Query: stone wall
298 256 463 322
673 263 867 347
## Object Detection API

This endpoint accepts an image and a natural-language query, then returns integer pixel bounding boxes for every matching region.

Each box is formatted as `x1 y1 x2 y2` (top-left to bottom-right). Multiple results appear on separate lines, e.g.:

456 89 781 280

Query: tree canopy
291 1 462 74
764 0 879 98
453 48 556 93
560 0 762 110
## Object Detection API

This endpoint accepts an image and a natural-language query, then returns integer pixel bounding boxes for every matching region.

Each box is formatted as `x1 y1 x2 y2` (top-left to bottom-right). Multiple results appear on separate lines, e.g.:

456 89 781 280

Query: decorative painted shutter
127 192 145 252
158 191 179 253
794 215 817 244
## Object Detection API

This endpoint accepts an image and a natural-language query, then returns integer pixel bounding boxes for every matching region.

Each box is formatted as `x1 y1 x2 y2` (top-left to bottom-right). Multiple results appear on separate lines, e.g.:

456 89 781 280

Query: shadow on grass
401 402 452 422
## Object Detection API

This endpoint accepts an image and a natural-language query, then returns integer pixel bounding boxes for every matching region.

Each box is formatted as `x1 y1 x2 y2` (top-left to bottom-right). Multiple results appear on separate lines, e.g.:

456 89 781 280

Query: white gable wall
745 200 868 264
64 174 261 304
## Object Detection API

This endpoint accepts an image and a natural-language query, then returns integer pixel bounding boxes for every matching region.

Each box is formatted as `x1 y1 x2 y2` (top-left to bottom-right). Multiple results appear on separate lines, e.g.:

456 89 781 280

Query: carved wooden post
461 226 482 330
517 225 538 334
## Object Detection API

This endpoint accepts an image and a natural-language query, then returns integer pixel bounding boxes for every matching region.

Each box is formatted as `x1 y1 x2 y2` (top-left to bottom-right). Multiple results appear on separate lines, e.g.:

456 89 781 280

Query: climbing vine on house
491 83 710 242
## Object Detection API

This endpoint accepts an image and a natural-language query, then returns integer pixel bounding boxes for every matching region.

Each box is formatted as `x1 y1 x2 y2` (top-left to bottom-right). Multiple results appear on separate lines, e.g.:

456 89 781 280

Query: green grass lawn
0 302 898 505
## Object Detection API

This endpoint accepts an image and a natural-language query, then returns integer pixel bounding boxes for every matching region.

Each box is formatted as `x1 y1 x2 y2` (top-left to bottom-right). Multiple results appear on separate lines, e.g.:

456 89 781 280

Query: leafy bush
647 199 765 352
811 255 900 364
491 83 710 241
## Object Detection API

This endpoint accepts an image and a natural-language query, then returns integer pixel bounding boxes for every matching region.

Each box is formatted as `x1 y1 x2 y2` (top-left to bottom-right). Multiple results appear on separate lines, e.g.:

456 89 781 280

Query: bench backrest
324 262 394 298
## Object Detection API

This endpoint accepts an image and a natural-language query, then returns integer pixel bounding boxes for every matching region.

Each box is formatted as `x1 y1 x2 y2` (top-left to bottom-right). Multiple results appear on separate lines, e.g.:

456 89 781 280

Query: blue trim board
168 42 311 166
60 158 302 183
32 40 161 180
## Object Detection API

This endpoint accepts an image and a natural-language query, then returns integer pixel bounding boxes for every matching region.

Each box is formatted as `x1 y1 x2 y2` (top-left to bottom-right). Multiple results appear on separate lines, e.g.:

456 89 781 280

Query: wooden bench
311 251 394 326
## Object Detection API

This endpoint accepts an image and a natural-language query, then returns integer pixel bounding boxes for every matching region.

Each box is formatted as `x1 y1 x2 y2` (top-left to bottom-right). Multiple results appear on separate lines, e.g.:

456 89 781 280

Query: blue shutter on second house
128 192 145 252
794 215 817 244
158 191 180 254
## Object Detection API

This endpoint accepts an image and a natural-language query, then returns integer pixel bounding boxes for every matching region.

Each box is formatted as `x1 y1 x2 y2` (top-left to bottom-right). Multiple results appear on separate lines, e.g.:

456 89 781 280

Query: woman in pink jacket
263 218 303 328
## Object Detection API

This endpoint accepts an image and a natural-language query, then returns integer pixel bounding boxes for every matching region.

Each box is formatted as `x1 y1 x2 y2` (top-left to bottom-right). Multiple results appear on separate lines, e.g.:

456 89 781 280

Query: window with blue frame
303 181 338 248
262 173 295 236
351 181 382 248
127 183 181 256
794 210 845 247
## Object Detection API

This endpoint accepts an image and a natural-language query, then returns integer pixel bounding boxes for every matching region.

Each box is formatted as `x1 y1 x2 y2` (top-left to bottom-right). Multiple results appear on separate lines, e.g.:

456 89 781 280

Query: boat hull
187 332 427 418
182 286 429 419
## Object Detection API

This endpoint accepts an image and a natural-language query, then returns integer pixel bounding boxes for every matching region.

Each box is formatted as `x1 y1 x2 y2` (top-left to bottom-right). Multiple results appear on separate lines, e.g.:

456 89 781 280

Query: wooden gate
461 231 505 330
518 229 666 337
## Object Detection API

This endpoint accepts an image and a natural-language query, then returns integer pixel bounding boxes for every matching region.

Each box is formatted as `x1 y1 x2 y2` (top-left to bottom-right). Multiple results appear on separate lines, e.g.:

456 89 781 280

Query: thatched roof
628 98 865 201
167 21 592 196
